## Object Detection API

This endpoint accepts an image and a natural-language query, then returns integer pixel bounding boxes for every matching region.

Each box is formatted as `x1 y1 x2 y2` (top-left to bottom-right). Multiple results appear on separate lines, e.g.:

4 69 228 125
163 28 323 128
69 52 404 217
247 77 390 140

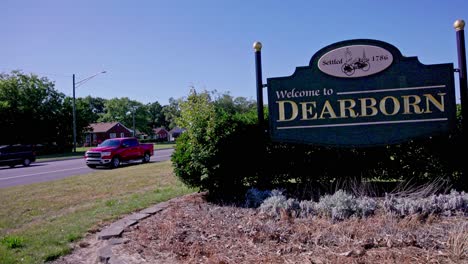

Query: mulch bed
115 192 467 264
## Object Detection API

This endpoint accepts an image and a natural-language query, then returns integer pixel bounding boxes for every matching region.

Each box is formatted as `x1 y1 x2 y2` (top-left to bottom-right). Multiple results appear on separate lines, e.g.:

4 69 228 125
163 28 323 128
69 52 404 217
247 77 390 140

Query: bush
258 189 376 221
172 88 466 203
34 143 72 155
299 200 316 218
139 138 157 143
383 190 468 217
259 192 300 219
171 90 263 201
262 134 464 195
315 190 378 221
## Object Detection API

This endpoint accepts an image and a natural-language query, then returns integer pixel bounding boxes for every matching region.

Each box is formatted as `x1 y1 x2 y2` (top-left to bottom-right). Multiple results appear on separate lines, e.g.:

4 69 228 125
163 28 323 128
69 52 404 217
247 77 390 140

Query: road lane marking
0 167 85 181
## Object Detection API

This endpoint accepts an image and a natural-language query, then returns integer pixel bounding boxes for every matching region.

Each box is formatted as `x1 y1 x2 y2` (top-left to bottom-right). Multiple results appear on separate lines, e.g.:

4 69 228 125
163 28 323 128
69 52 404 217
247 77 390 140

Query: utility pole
132 109 136 137
72 71 106 152
72 74 76 152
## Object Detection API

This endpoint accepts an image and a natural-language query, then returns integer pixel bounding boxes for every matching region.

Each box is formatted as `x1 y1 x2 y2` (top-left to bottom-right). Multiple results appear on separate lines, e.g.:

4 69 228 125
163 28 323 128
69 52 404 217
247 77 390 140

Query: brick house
152 127 169 142
85 122 133 146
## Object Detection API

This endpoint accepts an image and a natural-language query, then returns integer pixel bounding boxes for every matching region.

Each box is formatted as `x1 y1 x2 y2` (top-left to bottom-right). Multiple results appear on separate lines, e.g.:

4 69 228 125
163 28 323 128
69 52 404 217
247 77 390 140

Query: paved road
0 148 174 189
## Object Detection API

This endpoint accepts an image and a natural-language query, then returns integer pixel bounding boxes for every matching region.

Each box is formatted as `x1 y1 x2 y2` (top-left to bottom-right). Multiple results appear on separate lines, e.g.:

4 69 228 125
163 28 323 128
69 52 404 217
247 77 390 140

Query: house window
120 132 125 138
110 133 117 138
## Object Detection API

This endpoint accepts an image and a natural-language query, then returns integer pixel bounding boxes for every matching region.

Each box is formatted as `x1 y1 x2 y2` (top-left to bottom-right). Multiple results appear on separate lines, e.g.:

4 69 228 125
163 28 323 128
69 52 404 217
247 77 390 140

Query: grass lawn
0 160 194 264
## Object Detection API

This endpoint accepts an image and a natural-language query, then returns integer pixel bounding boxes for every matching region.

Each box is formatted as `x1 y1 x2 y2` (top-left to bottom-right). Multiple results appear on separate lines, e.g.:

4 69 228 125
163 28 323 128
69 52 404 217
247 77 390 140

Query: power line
0 68 72 78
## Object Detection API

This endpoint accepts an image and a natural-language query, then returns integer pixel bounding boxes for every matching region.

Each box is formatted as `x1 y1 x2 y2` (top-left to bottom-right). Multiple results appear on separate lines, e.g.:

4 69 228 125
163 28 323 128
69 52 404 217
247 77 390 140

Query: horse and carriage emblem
341 48 370 76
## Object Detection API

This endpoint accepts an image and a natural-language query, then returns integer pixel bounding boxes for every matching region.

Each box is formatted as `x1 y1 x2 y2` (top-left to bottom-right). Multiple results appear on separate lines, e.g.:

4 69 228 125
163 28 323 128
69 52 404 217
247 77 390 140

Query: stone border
95 201 171 263
93 194 195 264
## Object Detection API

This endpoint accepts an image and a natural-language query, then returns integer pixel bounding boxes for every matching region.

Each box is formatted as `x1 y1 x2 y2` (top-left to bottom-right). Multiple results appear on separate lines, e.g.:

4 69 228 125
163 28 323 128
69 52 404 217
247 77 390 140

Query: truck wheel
23 158 31 167
110 157 120 169
142 153 151 163
87 164 97 169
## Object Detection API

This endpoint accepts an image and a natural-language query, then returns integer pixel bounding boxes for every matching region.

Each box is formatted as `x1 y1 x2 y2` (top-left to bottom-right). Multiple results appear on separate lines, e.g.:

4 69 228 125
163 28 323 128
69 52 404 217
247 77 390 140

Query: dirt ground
54 192 467 264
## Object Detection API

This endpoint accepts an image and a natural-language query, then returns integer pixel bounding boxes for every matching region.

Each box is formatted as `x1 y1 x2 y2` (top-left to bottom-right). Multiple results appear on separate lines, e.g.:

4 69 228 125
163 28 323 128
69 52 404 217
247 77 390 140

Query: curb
35 156 83 163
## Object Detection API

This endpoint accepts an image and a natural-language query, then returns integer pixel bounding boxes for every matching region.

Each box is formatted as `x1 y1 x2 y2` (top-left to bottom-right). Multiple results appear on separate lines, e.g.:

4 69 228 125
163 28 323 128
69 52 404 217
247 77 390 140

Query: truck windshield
99 139 121 147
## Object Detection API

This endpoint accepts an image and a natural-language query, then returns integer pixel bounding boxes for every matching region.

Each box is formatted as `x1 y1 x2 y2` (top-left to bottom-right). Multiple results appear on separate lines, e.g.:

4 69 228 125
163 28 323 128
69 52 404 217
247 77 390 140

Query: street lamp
126 106 138 137
73 71 106 152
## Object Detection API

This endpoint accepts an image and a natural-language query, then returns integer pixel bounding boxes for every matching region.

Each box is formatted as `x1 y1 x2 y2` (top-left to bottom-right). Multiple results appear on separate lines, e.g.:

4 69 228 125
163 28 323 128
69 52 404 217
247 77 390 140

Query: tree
71 96 108 144
98 97 149 135
79 96 107 120
161 97 181 129
147 101 164 129
0 71 69 146
213 92 257 115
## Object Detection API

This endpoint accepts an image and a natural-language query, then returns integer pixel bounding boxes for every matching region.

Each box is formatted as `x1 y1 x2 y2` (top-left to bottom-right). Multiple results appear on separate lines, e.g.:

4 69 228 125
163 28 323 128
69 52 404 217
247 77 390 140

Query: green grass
0 160 195 264
0 236 24 249
154 142 175 149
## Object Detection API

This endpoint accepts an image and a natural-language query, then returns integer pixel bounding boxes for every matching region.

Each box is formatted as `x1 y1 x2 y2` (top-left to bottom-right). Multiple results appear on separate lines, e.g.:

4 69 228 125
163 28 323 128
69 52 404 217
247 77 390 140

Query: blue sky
1 0 467 105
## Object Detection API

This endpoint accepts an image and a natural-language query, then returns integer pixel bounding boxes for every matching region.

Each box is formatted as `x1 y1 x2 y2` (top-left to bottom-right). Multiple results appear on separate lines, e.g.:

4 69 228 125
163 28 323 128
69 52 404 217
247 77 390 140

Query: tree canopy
0 71 69 145
0 70 257 151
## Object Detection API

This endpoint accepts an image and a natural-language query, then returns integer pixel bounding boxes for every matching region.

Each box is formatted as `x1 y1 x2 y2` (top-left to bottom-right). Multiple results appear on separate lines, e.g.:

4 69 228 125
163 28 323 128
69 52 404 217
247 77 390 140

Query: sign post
253 41 268 187
253 41 265 128
454 19 467 189
454 20 467 132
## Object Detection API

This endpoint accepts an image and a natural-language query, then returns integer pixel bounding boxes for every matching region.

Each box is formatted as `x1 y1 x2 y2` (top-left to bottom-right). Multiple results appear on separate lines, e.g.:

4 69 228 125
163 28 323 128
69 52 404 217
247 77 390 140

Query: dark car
0 145 36 168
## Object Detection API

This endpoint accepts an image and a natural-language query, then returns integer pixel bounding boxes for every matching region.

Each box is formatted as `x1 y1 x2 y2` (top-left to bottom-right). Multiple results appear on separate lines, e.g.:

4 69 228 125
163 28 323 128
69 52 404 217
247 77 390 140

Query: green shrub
262 133 464 195
171 90 263 201
172 88 466 202
139 138 157 143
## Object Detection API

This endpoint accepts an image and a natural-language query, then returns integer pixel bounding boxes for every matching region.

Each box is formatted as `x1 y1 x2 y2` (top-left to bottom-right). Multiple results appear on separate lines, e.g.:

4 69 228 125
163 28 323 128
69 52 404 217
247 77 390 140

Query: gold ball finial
454 19 465 31
253 41 262 52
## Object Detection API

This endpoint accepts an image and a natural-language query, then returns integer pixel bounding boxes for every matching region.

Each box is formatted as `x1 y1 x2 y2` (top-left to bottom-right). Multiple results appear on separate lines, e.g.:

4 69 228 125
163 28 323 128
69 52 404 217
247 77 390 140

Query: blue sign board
267 39 456 147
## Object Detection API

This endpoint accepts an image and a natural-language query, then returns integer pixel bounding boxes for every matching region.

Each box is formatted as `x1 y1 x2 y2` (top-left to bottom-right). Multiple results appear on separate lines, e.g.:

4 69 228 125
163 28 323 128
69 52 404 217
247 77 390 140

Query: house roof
153 127 168 134
169 127 186 134
89 122 131 133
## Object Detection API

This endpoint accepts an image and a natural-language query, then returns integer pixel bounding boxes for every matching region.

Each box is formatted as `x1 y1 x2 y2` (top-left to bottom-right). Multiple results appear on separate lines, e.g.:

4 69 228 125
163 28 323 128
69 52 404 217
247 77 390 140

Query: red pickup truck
85 137 154 169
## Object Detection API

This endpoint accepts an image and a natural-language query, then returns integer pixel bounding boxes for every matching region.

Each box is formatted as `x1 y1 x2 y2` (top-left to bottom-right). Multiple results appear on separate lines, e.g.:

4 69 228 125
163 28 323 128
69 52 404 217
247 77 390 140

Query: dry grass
446 222 468 261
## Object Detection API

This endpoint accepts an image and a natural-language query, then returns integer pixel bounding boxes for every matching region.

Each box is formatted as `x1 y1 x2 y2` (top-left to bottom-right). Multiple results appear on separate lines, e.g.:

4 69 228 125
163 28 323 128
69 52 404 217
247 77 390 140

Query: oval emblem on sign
318 45 393 78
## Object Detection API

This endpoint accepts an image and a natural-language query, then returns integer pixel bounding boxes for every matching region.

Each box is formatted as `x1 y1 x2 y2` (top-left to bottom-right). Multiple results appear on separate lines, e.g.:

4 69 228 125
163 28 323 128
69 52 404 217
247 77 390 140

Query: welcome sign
267 39 456 147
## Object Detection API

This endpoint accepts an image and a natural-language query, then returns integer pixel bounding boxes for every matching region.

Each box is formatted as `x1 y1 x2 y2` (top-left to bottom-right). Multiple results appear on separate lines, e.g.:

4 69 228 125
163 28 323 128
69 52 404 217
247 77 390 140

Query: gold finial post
253 41 264 127
454 19 465 31
253 41 262 52
453 19 468 180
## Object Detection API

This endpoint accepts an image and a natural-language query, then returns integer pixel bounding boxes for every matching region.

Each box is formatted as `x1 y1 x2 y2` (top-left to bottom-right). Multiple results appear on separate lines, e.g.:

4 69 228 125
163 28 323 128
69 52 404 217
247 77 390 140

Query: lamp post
73 71 106 152
126 106 138 137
